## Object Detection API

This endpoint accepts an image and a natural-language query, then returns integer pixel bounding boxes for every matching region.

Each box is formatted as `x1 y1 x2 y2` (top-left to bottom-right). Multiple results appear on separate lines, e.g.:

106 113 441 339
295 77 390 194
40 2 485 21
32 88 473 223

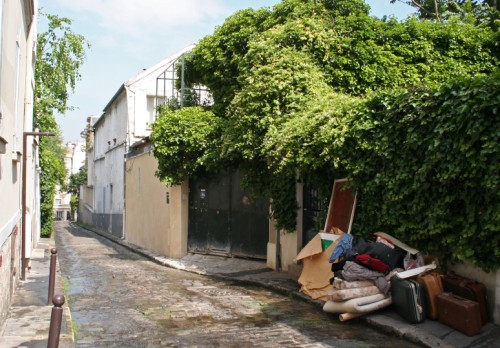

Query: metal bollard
47 294 65 348
48 248 57 305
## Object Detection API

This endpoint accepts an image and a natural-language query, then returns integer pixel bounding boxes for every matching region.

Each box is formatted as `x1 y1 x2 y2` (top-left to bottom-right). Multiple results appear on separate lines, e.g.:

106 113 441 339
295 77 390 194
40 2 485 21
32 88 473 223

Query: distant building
53 141 85 221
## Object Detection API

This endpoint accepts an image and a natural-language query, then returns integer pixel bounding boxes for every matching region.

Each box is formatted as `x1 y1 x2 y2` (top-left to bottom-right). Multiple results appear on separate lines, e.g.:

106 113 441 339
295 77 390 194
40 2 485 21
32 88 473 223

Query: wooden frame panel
323 178 357 234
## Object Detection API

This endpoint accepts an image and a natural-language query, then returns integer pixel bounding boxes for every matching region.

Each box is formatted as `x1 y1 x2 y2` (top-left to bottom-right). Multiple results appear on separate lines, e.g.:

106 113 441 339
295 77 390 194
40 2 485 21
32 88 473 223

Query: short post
47 294 65 348
48 248 57 305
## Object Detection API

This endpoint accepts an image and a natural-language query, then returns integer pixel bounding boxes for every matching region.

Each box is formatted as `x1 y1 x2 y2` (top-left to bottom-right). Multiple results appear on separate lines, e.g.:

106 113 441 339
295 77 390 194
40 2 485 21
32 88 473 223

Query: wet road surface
54 223 421 347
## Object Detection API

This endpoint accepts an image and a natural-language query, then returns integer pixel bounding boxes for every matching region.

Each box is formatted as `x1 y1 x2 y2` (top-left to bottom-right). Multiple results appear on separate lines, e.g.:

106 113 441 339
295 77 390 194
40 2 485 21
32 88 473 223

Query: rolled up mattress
323 294 392 314
328 285 381 302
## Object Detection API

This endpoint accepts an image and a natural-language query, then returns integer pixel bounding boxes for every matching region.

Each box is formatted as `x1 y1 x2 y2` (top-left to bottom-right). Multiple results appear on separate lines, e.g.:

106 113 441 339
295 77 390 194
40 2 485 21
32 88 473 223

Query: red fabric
355 254 389 274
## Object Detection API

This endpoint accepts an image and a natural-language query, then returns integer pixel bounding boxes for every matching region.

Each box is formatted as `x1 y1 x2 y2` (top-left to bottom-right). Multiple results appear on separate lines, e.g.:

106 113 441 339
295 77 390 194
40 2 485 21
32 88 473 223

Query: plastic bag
403 252 424 270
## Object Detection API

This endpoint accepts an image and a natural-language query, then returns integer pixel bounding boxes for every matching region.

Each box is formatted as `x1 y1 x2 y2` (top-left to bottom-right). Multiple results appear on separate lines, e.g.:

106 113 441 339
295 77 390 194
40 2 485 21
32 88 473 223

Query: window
146 96 156 127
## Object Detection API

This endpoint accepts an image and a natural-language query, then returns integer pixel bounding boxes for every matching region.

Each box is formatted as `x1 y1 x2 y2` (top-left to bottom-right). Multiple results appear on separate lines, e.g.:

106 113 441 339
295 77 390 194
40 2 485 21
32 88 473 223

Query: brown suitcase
441 272 489 325
436 292 482 336
416 271 443 319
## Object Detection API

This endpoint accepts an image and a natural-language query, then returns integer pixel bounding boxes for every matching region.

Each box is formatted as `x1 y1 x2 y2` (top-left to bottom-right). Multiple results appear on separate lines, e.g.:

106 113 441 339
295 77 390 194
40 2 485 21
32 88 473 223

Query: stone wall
449 263 500 325
0 227 20 328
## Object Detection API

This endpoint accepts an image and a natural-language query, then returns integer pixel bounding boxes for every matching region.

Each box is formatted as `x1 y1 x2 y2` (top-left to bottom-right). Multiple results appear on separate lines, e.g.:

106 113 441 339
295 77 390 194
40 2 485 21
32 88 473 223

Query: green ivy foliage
150 106 223 186
195 1 498 99
151 0 500 269
263 92 360 174
344 72 500 271
185 7 273 116
35 11 88 236
221 47 336 230
224 47 330 160
39 143 66 237
268 9 499 95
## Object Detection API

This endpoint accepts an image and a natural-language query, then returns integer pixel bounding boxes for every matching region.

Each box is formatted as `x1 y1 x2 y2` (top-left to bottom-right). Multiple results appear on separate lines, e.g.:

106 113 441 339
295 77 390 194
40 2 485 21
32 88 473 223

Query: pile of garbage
296 229 431 320
295 228 489 336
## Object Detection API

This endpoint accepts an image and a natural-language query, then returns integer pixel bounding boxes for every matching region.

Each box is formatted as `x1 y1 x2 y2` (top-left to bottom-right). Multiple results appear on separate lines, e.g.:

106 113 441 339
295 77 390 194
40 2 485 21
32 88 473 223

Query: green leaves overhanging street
151 0 500 271
35 11 89 237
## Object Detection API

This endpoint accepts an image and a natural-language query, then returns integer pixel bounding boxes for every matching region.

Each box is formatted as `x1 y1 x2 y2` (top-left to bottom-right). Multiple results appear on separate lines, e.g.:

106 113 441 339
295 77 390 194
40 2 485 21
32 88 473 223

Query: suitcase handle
444 292 476 304
445 273 473 288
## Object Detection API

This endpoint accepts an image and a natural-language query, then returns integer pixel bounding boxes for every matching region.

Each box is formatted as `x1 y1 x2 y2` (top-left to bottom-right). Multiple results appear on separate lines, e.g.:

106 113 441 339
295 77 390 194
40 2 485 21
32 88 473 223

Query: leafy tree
69 196 79 219
67 164 87 195
185 7 273 116
35 11 89 130
66 164 87 218
35 11 89 236
391 0 500 24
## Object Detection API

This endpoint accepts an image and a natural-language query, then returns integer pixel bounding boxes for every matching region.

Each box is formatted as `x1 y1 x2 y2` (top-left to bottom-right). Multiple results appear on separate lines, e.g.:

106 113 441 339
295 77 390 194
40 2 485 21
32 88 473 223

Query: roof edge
124 44 196 87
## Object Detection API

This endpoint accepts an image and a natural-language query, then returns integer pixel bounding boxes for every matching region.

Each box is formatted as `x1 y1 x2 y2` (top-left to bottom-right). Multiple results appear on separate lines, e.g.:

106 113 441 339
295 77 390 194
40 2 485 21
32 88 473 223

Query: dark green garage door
188 170 268 259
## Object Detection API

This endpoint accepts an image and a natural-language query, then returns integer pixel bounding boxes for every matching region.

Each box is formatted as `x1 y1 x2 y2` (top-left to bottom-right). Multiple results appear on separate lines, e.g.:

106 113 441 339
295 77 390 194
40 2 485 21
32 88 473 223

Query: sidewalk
0 238 74 348
2 222 499 348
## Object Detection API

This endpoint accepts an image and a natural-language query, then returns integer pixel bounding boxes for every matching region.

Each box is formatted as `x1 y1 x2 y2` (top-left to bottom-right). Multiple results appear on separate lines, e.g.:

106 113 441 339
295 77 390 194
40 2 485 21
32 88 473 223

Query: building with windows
82 45 194 238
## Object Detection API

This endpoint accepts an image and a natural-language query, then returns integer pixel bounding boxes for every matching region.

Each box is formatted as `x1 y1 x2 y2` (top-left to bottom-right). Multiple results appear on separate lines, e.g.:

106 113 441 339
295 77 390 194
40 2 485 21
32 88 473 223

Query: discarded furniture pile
296 229 489 336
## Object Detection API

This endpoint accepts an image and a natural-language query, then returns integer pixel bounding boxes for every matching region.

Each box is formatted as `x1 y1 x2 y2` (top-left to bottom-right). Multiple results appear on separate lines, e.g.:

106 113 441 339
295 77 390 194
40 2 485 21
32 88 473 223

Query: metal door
188 169 268 259
229 170 268 259
188 172 231 255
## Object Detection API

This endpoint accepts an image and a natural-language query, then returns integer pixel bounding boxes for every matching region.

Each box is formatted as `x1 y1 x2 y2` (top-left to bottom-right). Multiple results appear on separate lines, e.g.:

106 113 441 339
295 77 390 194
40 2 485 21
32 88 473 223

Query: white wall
127 66 176 140
93 91 127 218
0 0 34 244
0 0 37 328
65 141 85 175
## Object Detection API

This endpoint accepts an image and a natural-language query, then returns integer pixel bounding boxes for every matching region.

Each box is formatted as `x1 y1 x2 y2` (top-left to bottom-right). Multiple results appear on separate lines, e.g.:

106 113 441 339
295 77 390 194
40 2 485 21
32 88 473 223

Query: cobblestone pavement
54 223 422 347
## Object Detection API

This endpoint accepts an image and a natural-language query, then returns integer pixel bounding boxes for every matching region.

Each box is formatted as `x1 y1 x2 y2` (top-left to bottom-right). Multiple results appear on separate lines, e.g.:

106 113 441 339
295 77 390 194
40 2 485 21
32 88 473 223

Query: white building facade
53 141 85 221
0 0 38 327
86 45 194 238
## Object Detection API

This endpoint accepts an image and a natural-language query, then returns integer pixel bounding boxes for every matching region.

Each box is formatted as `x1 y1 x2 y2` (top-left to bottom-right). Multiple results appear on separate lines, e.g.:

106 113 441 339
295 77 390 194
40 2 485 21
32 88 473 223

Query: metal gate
302 182 324 247
188 170 268 259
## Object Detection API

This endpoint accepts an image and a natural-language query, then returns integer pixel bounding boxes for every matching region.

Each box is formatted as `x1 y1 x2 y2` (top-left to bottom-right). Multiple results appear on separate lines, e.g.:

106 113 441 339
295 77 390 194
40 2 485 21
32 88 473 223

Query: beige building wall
125 150 188 258
267 181 303 272
448 263 500 325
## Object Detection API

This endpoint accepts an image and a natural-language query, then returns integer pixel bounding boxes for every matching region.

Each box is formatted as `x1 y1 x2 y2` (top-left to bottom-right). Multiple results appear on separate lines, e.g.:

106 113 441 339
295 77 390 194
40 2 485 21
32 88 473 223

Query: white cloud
54 0 228 37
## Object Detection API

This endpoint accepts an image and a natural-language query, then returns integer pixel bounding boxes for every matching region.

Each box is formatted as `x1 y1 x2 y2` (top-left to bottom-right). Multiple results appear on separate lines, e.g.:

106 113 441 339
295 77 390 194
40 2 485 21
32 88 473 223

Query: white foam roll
323 294 391 314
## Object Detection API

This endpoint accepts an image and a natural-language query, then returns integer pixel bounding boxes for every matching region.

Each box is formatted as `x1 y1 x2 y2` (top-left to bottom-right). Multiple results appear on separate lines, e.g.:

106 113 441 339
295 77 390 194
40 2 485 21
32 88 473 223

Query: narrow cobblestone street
54 223 421 347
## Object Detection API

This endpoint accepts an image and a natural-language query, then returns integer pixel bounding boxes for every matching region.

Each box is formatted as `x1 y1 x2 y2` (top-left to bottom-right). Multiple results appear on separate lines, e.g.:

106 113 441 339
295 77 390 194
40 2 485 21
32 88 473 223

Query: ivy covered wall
151 0 500 271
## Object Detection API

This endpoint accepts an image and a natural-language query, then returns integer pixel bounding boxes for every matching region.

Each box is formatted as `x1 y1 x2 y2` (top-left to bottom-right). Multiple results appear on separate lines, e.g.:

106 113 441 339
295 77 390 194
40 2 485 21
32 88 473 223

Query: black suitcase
391 275 426 323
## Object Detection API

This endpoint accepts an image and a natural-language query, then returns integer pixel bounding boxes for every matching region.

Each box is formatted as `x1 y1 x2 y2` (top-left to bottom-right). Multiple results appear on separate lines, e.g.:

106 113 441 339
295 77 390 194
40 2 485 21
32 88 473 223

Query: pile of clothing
330 233 409 294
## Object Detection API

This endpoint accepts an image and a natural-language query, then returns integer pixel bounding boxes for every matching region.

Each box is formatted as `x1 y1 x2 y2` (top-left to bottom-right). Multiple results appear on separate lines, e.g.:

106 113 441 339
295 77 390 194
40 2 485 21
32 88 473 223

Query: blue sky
39 0 415 143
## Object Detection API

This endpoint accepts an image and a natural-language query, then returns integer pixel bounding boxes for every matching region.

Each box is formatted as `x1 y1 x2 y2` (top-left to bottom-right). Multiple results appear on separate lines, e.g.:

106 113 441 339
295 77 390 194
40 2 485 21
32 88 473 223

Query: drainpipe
275 228 281 272
22 131 55 280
